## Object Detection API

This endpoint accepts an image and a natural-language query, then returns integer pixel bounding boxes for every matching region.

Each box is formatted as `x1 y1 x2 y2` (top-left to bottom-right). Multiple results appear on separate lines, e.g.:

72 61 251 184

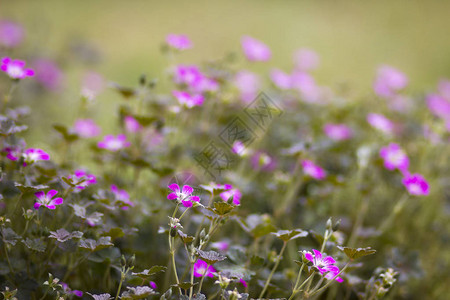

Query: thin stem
3 242 14 276
309 261 350 297
196 266 209 295
378 194 409 233
293 263 305 292
259 241 287 299
114 269 126 300
178 207 190 220
288 272 315 300
168 235 181 295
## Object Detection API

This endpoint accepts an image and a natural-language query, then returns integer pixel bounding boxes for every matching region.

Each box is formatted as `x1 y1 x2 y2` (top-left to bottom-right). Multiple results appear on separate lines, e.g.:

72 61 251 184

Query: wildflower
301 160 326 180
231 140 250 156
0 20 24 48
166 34 192 50
124 116 142 133
61 283 83 298
211 241 230 252
33 58 64 91
241 36 271 62
173 65 204 88
270 69 292 90
426 93 450 121
22 148 50 166
367 113 395 135
219 185 242 205
111 185 134 209
81 71 104 101
71 170 97 190
34 190 64 210
73 119 101 138
323 123 353 141
291 71 321 103
402 173 429 196
193 259 216 278
172 90 204 108
379 143 409 172
1 57 34 79
250 151 276 172
167 183 200 207
303 249 343 282
3 141 25 161
97 134 130 151
234 70 261 103
373 65 408 98
149 281 157 289
293 48 320 71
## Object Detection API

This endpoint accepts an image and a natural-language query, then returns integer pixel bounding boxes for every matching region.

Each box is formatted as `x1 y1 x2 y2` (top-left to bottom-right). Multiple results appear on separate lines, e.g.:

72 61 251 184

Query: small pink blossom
240 278 248 288
211 241 230 252
61 283 83 298
149 281 157 289
402 173 429 196
234 70 261 103
270 69 292 90
293 48 320 71
379 143 409 172
34 190 63 210
71 170 97 190
303 249 343 282
173 65 203 87
231 140 249 156
373 65 408 98
1 57 34 79
291 71 321 103
111 185 134 209
219 185 242 206
81 71 104 100
323 123 353 141
302 160 326 180
166 34 192 50
3 142 25 161
193 259 216 278
172 90 204 108
250 151 276 172
22 148 50 166
124 116 142 133
33 58 64 91
426 93 450 121
167 183 200 207
367 113 395 135
98 134 130 151
0 21 24 48
241 36 271 62
74 119 101 138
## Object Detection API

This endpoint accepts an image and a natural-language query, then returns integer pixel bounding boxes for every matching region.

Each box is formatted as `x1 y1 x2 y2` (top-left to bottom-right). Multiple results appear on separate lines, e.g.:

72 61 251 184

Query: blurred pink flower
98 134 130 151
81 71 104 100
234 70 261 103
34 190 63 210
124 116 142 133
373 65 408 98
211 241 230 252
111 184 134 209
172 90 204 108
33 58 64 91
1 57 34 79
426 93 450 121
367 113 395 135
270 69 292 90
0 20 24 48
71 170 97 190
402 173 429 196
22 148 50 166
166 34 192 50
193 259 216 278
323 123 353 141
293 48 320 71
438 79 450 100
380 143 409 172
302 159 326 180
250 151 276 172
74 119 101 138
241 35 271 62
173 64 203 87
291 71 321 103
219 185 242 205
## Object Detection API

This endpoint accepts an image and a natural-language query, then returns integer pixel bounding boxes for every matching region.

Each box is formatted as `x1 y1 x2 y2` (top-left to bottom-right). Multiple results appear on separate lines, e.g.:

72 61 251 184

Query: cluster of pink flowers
426 79 450 132
167 183 200 207
303 249 343 282
1 57 34 79
34 190 64 210
301 159 326 180
98 134 130 151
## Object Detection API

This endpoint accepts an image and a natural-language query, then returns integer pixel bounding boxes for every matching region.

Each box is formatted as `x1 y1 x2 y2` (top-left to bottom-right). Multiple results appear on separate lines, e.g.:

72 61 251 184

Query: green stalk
259 241 287 299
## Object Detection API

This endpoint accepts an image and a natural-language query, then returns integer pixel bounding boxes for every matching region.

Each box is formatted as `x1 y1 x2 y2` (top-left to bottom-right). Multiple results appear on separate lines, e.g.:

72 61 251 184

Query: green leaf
132 266 167 279
102 227 125 240
22 238 46 252
52 124 79 142
171 282 198 291
110 82 136 98
1 227 21 246
212 202 235 216
14 183 49 194
272 229 308 242
196 249 226 265
337 246 376 260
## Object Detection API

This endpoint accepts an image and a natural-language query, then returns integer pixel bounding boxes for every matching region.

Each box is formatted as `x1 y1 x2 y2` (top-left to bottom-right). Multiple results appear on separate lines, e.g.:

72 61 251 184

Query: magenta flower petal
190 196 200 202
35 191 45 200
47 205 56 210
182 185 193 196
168 183 180 193
47 189 58 198
34 202 41 210
167 193 178 200
50 197 64 206
181 199 193 207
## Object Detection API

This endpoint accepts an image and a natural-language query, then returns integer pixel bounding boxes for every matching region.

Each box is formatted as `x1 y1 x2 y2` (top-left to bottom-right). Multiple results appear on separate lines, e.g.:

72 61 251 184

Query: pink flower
426 93 450 121
219 185 242 206
303 249 343 282
250 151 276 172
291 71 321 103
234 70 261 103
193 259 216 278
166 34 192 50
0 21 24 48
323 123 353 141
402 173 429 196
22 148 50 166
172 90 204 108
1 57 34 79
240 278 248 288
302 160 326 180
270 69 292 90
98 134 130 151
124 116 142 133
34 190 63 210
373 65 408 98
231 141 249 156
367 113 395 135
3 142 25 161
61 283 83 298
81 71 104 100
293 48 320 71
71 170 97 190
173 65 203 87
33 58 64 91
211 241 230 252
167 183 200 207
379 143 409 172
111 185 134 209
74 119 101 138
149 281 157 289
241 36 271 62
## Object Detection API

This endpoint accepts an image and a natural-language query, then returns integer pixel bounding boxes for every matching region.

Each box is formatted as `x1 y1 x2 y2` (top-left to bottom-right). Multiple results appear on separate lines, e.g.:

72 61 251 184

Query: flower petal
34 202 41 209
167 192 178 200
182 185 193 195
168 183 180 192
35 191 45 200
190 196 200 202
181 199 193 207
50 197 64 206
47 189 58 198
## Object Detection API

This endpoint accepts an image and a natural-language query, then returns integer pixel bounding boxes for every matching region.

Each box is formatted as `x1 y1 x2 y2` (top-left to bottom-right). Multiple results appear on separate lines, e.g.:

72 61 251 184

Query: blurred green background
3 0 450 90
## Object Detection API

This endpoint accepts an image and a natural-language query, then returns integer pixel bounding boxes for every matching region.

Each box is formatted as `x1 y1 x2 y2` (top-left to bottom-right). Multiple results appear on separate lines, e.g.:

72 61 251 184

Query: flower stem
114 269 126 300
259 241 287 299
378 193 409 233
309 261 350 297
196 265 209 295
288 272 315 300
